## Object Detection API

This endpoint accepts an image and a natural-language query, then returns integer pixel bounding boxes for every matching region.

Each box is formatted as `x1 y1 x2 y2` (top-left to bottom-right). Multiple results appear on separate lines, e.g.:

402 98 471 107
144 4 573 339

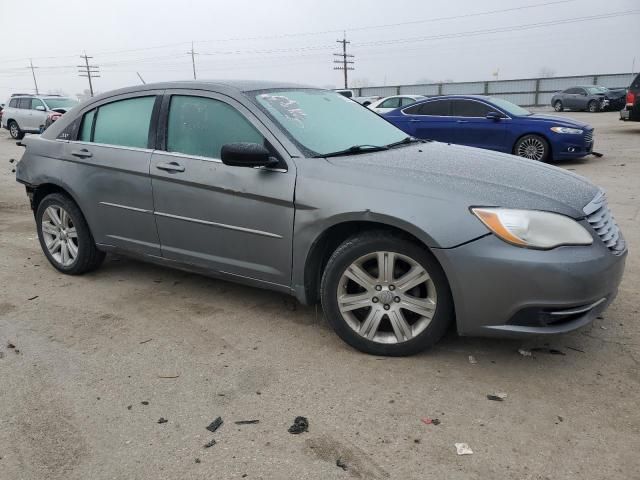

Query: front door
450 99 507 152
63 93 163 256
29 98 48 131
150 92 296 287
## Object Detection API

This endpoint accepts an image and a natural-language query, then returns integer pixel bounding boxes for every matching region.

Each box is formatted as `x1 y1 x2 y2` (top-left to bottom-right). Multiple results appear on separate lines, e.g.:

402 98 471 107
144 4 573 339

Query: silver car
2 94 78 139
15 81 627 356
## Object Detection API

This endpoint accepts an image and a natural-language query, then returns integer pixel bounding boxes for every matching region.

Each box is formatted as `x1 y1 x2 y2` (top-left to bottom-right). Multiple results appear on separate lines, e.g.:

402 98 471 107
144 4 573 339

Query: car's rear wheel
514 134 550 161
36 193 105 275
553 100 564 112
320 231 453 356
8 120 24 140
587 100 599 113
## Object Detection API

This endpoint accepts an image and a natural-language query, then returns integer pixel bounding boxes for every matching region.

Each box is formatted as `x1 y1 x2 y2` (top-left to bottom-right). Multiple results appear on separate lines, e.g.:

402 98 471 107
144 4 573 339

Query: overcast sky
0 0 638 100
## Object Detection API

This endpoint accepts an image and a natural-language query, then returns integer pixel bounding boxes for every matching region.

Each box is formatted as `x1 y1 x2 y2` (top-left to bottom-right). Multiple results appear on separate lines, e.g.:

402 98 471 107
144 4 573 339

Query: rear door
16 98 32 130
149 90 296 287
400 99 455 143
63 92 163 256
563 88 581 109
450 99 507 152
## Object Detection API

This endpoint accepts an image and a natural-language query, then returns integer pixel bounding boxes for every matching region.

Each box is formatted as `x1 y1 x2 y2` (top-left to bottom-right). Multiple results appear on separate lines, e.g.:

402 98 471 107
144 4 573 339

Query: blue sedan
383 95 594 162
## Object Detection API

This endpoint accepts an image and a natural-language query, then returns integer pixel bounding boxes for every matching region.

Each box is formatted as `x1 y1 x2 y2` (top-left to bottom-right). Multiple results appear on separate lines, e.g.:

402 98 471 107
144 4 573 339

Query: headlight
550 126 583 134
472 208 593 249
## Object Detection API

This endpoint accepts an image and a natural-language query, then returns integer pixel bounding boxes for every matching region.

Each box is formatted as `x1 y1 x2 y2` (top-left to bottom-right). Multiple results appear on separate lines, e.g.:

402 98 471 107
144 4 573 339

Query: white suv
1 94 78 139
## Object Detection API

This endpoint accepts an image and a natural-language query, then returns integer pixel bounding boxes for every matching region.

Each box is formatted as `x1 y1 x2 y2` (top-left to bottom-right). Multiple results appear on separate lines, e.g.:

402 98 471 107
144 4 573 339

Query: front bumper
433 233 627 337
620 106 640 121
552 129 594 160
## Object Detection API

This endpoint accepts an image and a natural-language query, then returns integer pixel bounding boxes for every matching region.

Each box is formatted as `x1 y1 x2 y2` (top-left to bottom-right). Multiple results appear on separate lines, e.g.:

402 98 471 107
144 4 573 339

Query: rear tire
320 231 453 356
8 120 24 140
553 100 564 112
587 100 599 113
36 193 105 275
514 134 550 162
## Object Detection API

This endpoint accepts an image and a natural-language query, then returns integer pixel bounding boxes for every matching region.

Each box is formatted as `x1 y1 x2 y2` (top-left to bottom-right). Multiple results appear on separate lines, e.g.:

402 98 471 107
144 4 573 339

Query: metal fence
354 73 635 107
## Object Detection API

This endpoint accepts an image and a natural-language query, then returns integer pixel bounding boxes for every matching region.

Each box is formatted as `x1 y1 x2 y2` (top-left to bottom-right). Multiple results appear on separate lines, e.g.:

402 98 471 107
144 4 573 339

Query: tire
35 193 105 275
514 134 550 162
553 100 564 112
8 120 24 140
587 100 599 113
320 231 453 356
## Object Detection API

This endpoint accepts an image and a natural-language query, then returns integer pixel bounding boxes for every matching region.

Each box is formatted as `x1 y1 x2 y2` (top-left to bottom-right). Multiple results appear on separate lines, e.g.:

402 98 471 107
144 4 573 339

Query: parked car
15 81 626 356
0 103 4 123
620 73 640 122
384 95 594 162
368 95 426 114
551 86 625 113
1 94 78 139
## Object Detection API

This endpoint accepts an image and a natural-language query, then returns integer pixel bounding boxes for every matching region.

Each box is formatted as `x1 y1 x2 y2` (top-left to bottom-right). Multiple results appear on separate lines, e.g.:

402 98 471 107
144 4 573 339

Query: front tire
36 193 105 274
587 100 599 113
320 231 453 356
553 100 564 112
514 134 550 162
8 120 24 140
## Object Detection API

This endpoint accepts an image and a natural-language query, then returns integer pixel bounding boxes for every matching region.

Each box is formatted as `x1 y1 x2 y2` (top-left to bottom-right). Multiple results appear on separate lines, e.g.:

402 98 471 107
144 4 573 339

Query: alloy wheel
9 122 18 138
516 137 545 160
336 251 437 344
41 205 79 267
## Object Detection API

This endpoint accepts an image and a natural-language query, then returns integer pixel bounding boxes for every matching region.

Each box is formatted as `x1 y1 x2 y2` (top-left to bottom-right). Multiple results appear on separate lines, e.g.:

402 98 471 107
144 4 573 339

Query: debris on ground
127 405 132 410
487 392 508 401
455 443 473 455
139 338 152 344
566 346 585 353
141 401 149 406
27 295 38 301
0 352 3 359
234 420 260 425
157 417 168 424
468 355 477 364
206 416 224 433
7 343 15 349
158 374 180 379
203 439 217 448
336 458 348 471
557 415 564 422
288 416 309 434
421 417 441 425
194 458 201 464
531 347 565 356
518 348 532 356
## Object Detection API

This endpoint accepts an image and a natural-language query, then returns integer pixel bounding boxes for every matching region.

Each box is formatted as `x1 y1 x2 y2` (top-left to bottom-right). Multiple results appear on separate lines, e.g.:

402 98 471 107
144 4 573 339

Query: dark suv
620 73 640 122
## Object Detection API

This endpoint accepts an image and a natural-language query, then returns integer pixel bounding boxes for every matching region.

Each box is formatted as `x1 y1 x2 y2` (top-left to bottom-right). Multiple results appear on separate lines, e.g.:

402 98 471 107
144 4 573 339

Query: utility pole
136 72 146 85
29 59 39 95
187 41 198 80
78 52 100 97
333 32 354 89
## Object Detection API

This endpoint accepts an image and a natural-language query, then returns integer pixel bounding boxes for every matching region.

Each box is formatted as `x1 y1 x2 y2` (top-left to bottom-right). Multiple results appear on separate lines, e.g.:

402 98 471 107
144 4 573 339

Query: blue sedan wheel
514 134 549 162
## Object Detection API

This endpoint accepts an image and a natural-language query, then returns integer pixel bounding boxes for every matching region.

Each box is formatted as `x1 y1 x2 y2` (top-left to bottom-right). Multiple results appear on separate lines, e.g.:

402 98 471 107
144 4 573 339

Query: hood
327 142 599 219
523 113 591 129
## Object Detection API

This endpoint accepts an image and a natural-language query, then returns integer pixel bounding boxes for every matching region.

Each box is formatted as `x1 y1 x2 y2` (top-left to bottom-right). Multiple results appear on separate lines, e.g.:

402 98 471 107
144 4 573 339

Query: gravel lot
0 110 638 480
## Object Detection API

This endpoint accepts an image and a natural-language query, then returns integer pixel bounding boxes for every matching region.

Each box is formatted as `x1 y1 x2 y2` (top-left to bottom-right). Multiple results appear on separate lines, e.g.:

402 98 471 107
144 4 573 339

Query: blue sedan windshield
487 97 532 116
253 89 407 157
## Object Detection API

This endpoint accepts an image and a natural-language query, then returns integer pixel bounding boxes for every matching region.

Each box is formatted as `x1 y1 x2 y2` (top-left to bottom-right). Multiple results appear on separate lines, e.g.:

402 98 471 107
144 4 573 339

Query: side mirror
221 143 278 168
35 105 46 111
485 111 503 120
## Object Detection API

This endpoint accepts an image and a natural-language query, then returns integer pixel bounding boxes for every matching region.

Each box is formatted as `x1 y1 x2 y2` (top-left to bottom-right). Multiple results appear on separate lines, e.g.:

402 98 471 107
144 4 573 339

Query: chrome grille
584 129 593 144
584 191 625 254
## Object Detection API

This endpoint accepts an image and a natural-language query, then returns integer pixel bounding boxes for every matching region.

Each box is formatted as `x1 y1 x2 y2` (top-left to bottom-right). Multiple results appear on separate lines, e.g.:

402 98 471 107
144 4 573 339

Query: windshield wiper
315 144 389 158
385 136 425 148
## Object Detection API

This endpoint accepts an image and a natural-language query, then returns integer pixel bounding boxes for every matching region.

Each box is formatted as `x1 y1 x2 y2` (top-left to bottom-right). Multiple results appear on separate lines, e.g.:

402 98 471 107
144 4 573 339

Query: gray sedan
15 81 627 356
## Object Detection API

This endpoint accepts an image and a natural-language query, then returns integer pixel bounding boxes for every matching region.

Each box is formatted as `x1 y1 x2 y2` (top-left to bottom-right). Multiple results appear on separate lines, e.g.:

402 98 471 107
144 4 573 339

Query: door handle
156 161 185 173
408 119 421 122
71 148 92 158
456 120 469 123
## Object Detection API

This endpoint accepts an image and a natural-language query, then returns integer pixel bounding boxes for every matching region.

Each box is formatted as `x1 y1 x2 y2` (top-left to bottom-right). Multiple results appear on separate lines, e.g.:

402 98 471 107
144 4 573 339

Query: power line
29 59 39 95
78 52 100 96
333 32 354 89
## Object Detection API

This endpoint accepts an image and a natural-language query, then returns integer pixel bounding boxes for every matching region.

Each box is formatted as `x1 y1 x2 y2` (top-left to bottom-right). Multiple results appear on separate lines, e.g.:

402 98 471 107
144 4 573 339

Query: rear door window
404 100 451 116
166 95 264 159
17 98 31 109
9 99 18 108
91 96 156 148
400 97 418 106
451 100 492 117
378 97 401 109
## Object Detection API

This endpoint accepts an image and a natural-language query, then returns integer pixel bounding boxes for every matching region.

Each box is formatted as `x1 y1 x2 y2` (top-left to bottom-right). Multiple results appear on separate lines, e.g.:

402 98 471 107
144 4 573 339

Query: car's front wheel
36 193 105 274
320 231 453 356
553 100 564 112
8 120 24 140
514 134 550 161
587 100 599 113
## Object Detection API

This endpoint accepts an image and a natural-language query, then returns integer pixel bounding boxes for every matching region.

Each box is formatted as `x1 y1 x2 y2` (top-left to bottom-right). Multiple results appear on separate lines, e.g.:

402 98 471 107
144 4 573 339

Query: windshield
487 97 532 116
253 89 407 157
585 86 608 94
44 97 78 109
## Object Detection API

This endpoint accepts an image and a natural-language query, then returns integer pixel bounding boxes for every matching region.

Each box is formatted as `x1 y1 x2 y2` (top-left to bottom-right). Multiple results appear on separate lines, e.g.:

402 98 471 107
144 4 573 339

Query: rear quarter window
9 98 18 108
